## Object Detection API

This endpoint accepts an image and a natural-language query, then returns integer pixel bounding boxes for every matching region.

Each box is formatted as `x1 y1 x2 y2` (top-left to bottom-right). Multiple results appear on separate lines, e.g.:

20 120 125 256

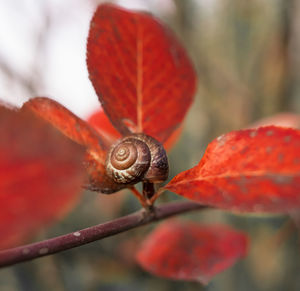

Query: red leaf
87 107 122 145
87 107 183 151
136 220 248 283
24 97 107 152
23 97 126 194
87 4 196 143
0 104 86 249
165 126 300 213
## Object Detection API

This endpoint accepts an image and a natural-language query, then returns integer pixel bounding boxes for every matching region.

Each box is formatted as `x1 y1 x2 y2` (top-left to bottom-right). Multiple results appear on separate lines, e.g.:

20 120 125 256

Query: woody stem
143 181 155 200
0 201 207 268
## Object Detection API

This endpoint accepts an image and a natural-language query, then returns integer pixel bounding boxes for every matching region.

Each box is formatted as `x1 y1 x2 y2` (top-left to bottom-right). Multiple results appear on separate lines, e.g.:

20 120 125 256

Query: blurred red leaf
87 107 183 151
163 125 182 152
0 104 86 249
23 97 125 194
165 126 300 213
87 4 196 144
87 107 122 145
136 220 248 283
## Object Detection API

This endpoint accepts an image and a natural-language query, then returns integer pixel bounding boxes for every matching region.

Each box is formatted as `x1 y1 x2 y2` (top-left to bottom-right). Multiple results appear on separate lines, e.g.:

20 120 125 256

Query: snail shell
105 133 169 185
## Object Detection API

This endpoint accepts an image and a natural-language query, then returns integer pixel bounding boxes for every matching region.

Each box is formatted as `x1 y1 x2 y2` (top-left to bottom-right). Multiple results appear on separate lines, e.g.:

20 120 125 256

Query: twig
0 201 207 268
143 181 155 200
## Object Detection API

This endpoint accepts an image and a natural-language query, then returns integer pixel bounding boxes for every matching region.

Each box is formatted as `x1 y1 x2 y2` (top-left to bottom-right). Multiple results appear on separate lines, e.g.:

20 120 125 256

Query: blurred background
1 0 300 290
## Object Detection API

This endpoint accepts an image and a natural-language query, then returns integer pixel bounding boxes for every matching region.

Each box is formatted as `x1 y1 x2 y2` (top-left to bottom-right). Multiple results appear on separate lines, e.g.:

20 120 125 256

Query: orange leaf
0 104 86 249
24 97 107 153
165 126 300 213
87 4 196 143
136 220 248 283
23 97 125 194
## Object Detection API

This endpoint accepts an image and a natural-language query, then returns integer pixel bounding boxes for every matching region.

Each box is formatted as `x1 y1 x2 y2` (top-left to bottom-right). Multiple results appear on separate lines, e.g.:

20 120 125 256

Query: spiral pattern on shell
105 133 169 185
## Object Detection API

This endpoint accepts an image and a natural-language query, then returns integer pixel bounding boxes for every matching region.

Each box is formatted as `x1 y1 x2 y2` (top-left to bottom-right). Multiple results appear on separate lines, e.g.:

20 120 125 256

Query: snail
105 133 169 185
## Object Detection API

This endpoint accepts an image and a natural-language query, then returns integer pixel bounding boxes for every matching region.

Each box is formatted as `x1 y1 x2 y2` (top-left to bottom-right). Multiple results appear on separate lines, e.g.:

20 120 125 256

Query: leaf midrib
136 16 143 133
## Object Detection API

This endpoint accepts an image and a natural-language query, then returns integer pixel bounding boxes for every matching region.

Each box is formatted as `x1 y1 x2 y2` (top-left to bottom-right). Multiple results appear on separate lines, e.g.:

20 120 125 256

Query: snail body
106 133 169 185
